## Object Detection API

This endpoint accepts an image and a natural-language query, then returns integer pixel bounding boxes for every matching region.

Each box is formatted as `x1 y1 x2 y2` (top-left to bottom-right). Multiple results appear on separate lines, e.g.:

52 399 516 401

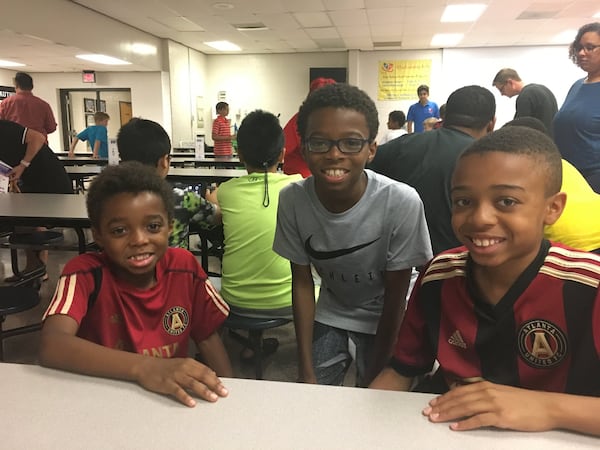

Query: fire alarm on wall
82 70 96 83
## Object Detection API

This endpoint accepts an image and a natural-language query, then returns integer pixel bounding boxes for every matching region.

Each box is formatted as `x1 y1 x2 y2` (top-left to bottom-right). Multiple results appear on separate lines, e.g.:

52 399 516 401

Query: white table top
1 363 597 449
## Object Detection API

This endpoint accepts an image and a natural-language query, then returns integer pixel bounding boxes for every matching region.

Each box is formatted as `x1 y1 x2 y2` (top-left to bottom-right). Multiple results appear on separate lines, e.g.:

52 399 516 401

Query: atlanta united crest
517 319 568 368
163 306 190 336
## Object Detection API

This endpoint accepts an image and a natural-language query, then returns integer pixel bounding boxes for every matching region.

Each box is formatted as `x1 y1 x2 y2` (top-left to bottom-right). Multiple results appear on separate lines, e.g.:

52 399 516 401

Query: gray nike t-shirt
273 169 432 334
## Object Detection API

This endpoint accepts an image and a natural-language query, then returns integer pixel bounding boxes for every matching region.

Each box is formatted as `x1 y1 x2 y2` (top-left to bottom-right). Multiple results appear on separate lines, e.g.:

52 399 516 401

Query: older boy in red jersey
371 126 600 436
212 101 235 156
40 162 232 407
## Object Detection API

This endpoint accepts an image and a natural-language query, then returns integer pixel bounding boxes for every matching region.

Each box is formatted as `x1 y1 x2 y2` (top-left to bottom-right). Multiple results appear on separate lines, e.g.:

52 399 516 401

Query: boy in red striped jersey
371 126 600 436
39 162 232 407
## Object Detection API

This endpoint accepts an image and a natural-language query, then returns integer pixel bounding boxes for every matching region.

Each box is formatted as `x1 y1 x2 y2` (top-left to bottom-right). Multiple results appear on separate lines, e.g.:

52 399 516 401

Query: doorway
59 88 131 152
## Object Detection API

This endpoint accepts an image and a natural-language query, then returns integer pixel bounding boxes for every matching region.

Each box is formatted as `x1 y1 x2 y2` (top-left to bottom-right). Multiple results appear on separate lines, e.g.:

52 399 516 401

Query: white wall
28 72 167 152
2 45 586 152
441 46 584 129
204 52 348 145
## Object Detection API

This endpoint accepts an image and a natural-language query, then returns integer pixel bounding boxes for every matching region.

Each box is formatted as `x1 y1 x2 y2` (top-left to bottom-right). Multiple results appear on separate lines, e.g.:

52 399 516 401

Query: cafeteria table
0 193 90 253
2 362 598 449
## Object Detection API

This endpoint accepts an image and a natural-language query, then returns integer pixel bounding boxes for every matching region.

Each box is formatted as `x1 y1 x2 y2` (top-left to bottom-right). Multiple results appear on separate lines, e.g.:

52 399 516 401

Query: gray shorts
312 321 375 387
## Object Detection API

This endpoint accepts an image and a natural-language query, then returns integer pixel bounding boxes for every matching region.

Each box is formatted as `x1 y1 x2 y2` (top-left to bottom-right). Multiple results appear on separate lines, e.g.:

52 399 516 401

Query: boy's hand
134 357 228 407
422 381 556 432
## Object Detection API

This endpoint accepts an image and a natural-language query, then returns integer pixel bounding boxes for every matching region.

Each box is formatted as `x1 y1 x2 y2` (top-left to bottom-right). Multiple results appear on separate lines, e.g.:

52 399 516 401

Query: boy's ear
366 141 377 164
91 227 103 249
544 191 567 226
277 148 285 163
157 155 170 178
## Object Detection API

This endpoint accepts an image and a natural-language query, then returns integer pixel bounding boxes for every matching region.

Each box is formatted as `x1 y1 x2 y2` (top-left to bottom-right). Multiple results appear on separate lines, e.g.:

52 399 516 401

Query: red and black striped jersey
392 240 600 395
44 248 229 358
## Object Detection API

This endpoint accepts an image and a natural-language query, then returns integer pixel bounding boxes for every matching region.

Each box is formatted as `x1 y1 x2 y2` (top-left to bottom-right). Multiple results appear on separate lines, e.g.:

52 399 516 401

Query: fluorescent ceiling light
76 54 131 65
0 59 25 67
130 43 157 55
204 40 241 51
552 29 577 44
593 11 600 18
431 33 464 47
441 4 487 22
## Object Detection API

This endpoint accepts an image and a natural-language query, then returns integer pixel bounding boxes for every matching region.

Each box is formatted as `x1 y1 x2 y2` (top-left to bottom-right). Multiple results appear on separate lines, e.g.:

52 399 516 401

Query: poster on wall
0 86 16 102
377 59 432 101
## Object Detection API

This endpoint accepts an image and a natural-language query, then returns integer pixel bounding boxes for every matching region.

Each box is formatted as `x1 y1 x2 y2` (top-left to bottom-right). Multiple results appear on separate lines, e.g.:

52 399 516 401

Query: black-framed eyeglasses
574 44 600 53
306 137 371 154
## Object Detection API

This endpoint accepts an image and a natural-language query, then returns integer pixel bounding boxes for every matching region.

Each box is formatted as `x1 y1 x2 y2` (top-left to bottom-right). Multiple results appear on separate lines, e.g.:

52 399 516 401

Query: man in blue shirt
406 85 439 133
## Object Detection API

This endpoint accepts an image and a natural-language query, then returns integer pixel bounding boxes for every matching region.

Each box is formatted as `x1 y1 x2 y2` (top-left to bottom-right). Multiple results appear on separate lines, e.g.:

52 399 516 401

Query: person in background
406 84 439 133
503 116 600 253
282 77 337 178
0 72 56 139
0 120 73 283
212 110 302 362
378 110 407 145
68 111 110 159
371 126 600 436
433 103 446 129
553 22 600 193
39 162 232 407
492 68 558 135
273 83 432 387
369 85 496 256
422 117 439 132
117 117 218 249
212 101 235 157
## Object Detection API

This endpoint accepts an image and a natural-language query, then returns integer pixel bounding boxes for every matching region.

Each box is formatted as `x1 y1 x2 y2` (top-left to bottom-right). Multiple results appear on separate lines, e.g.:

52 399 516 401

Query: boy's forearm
551 393 600 436
370 367 413 391
291 265 316 381
39 329 146 382
366 270 410 385
195 332 233 377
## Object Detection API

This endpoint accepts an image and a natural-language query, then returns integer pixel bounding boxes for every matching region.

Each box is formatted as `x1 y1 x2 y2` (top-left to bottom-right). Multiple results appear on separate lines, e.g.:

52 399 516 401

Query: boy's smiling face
302 107 376 212
451 151 565 281
92 191 172 289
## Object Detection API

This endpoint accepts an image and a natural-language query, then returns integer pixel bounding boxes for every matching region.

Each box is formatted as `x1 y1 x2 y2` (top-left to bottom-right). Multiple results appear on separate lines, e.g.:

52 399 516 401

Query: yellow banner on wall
378 59 432 100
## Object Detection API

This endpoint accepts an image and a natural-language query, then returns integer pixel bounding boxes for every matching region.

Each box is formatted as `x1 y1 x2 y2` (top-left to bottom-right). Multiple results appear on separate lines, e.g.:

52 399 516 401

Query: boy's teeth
130 253 150 260
472 238 500 247
326 169 345 177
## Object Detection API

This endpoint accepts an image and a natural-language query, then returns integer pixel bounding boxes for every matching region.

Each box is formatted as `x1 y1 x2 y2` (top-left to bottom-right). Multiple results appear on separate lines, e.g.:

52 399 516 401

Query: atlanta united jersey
391 240 600 396
44 248 229 358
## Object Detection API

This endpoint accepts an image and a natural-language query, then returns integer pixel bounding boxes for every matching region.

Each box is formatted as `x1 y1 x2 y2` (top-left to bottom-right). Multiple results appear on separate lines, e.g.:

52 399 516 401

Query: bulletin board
378 59 432 101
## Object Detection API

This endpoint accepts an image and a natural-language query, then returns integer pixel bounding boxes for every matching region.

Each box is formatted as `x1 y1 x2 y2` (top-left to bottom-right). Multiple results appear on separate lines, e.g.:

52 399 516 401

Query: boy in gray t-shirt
273 83 432 387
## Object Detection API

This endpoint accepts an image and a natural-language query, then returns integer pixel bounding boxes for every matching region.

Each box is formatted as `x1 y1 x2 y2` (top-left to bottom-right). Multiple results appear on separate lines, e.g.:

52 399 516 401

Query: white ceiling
1 0 599 72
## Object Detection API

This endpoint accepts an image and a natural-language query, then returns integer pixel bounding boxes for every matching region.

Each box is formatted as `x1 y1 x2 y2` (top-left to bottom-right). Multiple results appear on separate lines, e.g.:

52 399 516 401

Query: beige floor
0 230 359 385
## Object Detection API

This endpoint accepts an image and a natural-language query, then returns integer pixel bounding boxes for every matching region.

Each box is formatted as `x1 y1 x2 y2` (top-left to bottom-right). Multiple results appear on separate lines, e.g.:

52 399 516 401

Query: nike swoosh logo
304 235 380 260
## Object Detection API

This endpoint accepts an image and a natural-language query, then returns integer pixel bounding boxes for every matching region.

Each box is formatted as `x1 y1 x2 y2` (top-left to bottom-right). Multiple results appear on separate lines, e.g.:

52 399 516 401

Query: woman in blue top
553 22 600 193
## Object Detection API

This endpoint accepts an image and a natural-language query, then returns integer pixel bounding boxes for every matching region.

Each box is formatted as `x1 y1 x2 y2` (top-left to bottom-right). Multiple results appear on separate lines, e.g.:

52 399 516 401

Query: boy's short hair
388 110 406 127
459 126 562 196
14 72 33 90
216 101 229 113
492 68 521 85
237 109 284 168
86 161 174 228
503 116 550 137
117 117 171 167
297 83 379 142
444 85 496 130
417 84 429 95
93 112 110 123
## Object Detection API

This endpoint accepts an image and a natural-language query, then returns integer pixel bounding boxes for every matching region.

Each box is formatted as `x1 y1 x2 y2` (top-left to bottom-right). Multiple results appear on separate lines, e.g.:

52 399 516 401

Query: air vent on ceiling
373 41 403 49
234 23 269 31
